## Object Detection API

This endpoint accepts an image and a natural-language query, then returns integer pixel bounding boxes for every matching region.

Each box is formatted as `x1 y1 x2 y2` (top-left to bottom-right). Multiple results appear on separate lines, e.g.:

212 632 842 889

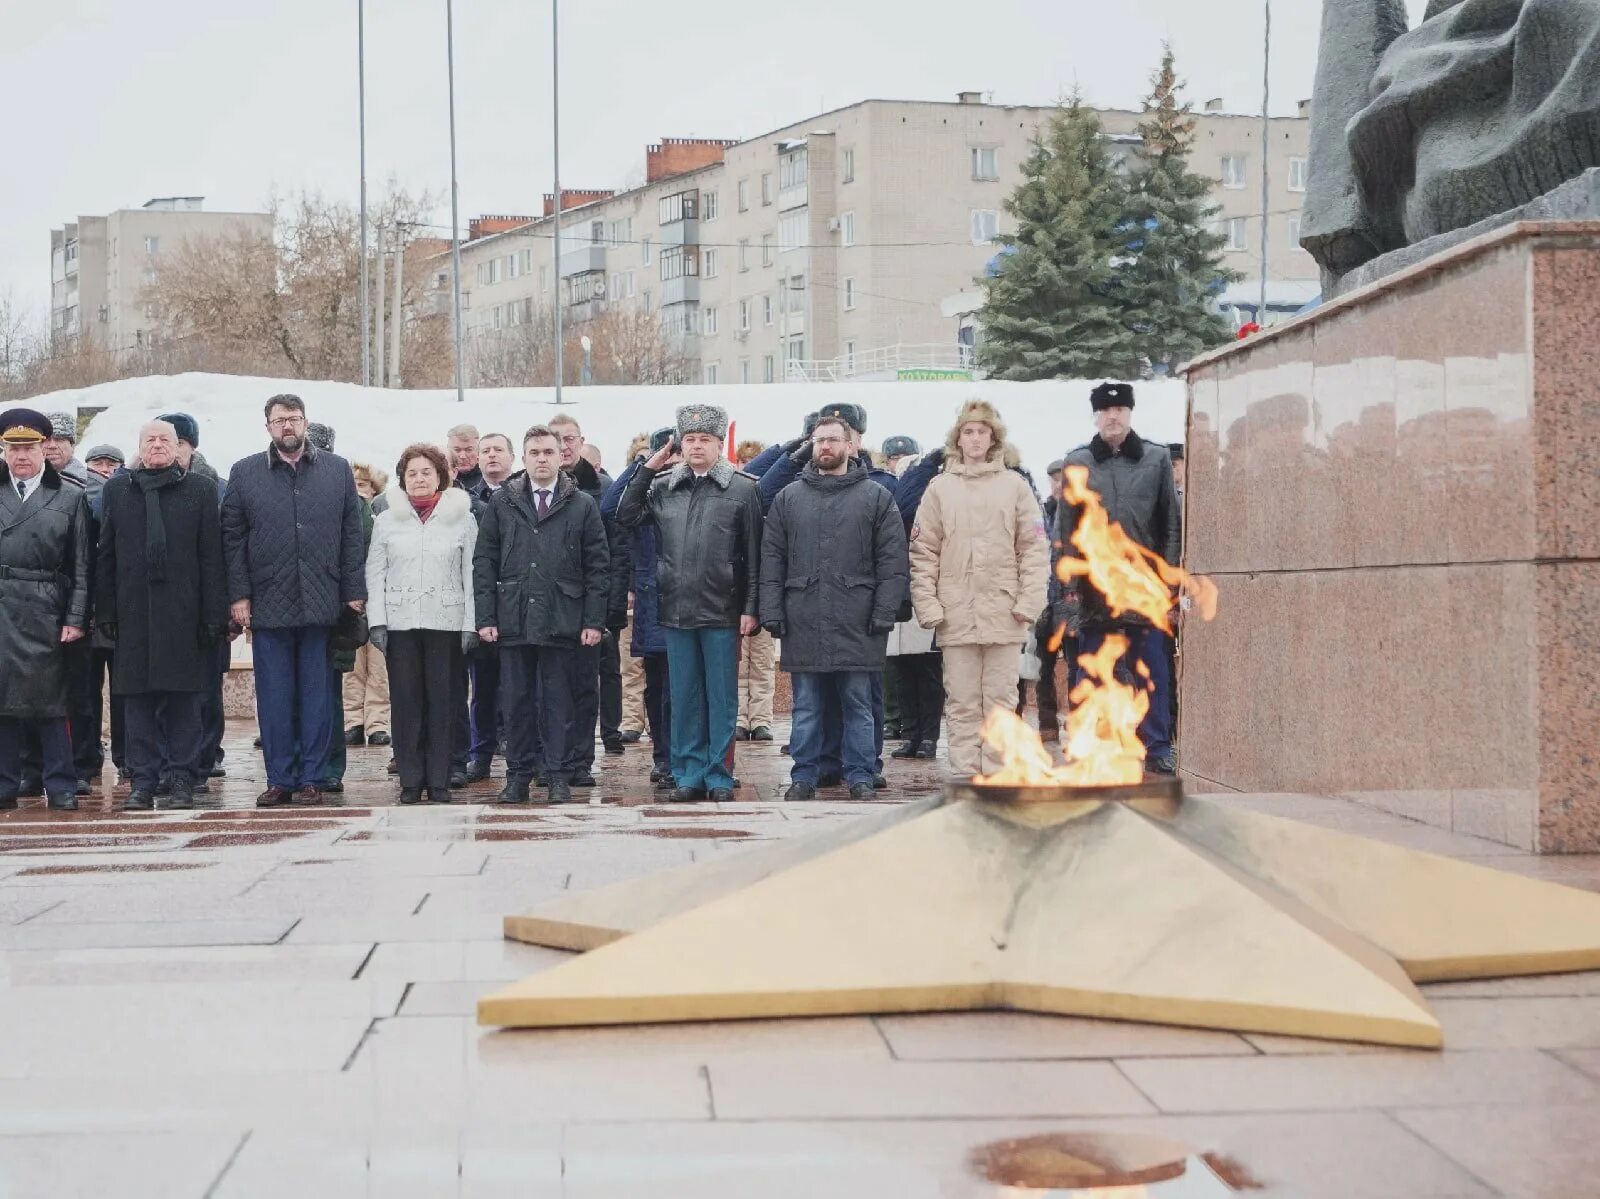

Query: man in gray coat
221 394 366 808
1058 381 1183 774
759 415 907 800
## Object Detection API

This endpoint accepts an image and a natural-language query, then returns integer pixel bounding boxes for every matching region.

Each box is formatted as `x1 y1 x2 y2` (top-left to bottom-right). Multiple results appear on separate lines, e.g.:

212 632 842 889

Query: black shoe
256 786 292 808
818 773 842 788
619 730 642 744
74 779 92 796
890 741 919 759
709 787 735 803
570 771 597 788
734 726 750 742
253 735 263 748
547 778 574 804
425 787 452 805
464 759 492 783
448 769 468 788
884 725 903 741
345 726 365 746
780 744 791 755
671 786 707 803
497 779 531 805
750 725 773 742
398 787 425 805
0 794 17 810
207 766 226 779
321 780 345 794
47 794 78 811
386 757 398 774
154 776 172 798
603 737 625 756
19 778 42 798
193 778 210 794
914 741 938 759
784 782 817 801
649 766 665 783
654 773 677 790
165 778 194 810
124 790 155 811
292 785 322 807
872 774 888 790
848 782 875 800
368 731 391 747
1146 751 1178 776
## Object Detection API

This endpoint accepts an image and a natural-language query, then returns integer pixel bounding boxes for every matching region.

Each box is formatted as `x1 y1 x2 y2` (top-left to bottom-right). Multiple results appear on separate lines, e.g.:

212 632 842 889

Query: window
642 288 652 313
738 238 751 271
659 190 698 225
522 297 535 322
763 294 774 326
843 277 857 310
519 248 534 273
761 233 775 267
737 179 749 211
703 306 719 335
659 245 700 281
1221 155 1247 189
1288 156 1308 193
762 354 775 383
738 298 751 331
704 362 719 384
506 252 520 279
844 339 856 371
540 265 550 291
670 306 699 336
144 236 159 255
1227 216 1248 251
1288 216 1303 249
641 236 652 265
703 247 719 278
840 211 856 246
611 273 622 300
779 149 807 189
702 190 719 221
626 271 637 297
970 146 999 181
739 359 751 384
779 211 806 254
970 209 999 244
144 267 158 285
841 148 855 183
784 273 806 314
786 337 805 363
760 172 773 205
567 273 605 305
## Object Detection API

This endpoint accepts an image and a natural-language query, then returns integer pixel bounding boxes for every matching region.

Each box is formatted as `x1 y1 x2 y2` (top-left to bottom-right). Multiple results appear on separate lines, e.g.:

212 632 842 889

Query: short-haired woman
366 443 479 804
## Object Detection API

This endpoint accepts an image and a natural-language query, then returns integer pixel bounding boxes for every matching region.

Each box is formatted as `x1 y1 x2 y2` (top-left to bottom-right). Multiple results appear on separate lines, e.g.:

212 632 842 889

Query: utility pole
373 222 386 387
358 0 370 386
446 0 466 402
551 0 565 403
390 223 406 387
1258 0 1271 325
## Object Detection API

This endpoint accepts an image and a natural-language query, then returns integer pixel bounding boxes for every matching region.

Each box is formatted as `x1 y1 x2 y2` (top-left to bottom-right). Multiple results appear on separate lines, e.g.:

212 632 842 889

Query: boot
165 776 194 810
546 778 574 804
497 778 531 805
398 787 425 805
124 790 155 811
890 741 919 759
344 725 365 746
425 787 452 805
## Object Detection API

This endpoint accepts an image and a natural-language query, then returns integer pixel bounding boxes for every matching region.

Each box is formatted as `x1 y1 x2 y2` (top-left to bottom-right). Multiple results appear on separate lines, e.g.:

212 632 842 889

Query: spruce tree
1119 48 1236 372
977 95 1145 381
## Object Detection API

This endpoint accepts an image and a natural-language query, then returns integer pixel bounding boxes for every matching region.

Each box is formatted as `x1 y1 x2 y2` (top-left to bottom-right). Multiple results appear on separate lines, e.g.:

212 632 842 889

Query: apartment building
49 197 273 352
447 94 1313 385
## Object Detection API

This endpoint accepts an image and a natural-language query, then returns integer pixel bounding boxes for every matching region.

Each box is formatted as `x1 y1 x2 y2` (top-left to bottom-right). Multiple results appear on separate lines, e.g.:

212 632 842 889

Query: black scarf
132 466 185 581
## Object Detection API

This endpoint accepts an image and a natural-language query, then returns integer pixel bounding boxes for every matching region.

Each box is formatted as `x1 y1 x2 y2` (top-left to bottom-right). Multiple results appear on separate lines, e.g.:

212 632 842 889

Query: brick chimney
541 190 616 217
645 138 738 184
468 214 533 241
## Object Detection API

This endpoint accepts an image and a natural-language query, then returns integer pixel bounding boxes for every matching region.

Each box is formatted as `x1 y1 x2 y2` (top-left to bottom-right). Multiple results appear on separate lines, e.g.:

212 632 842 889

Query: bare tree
466 301 696 388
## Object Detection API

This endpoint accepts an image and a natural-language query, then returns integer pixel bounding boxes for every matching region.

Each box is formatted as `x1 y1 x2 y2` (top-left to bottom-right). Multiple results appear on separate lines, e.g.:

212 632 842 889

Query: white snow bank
32 373 1189 484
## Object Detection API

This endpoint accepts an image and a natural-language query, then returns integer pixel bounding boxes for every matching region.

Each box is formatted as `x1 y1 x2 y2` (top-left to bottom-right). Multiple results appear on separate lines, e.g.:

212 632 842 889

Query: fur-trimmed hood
381 484 472 527
942 398 1009 464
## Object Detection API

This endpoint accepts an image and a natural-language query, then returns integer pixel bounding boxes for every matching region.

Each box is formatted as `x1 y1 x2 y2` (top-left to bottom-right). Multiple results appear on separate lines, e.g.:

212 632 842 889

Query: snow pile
31 373 1189 483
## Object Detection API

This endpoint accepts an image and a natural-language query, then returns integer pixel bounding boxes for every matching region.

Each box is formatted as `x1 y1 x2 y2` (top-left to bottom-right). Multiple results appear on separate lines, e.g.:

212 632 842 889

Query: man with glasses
222 394 366 807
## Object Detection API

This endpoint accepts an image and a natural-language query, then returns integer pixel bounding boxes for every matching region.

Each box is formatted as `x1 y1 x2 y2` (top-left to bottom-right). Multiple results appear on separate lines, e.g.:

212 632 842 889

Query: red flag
726 420 737 463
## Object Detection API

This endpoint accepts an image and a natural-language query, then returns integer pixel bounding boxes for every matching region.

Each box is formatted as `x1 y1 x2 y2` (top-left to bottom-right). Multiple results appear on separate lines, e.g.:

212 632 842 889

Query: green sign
896 368 973 382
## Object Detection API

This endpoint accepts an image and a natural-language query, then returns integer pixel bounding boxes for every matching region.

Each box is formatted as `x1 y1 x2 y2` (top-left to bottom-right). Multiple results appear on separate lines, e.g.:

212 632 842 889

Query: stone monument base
1180 222 1600 853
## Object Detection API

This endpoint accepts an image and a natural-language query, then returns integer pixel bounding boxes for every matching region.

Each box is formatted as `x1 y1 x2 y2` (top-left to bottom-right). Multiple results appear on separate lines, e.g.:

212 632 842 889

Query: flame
974 463 1217 788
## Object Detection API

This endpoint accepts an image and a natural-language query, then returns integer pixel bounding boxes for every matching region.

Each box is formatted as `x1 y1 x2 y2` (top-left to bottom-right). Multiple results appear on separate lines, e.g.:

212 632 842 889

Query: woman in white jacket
366 443 478 805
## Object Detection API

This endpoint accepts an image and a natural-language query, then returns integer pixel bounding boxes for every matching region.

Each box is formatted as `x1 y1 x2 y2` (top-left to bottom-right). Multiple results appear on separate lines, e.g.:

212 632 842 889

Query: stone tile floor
0 722 1597 1196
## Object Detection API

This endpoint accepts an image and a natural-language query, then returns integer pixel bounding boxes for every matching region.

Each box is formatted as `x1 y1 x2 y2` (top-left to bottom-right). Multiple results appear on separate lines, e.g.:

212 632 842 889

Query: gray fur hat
47 412 77 442
675 404 728 440
306 421 336 451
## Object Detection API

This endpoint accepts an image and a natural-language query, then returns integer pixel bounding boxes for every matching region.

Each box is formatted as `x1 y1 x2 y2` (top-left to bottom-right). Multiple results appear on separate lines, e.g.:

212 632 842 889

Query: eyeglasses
267 416 305 429
812 436 847 446
556 434 582 446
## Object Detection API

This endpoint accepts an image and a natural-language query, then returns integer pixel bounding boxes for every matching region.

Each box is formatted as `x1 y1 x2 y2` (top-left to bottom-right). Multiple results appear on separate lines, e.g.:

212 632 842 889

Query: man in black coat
0 408 91 810
474 425 609 805
221 394 367 808
96 420 228 810
759 416 908 800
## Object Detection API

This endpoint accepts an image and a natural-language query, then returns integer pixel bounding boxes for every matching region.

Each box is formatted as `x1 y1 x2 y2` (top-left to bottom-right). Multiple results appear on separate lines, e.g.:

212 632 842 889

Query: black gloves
762 622 785 640
869 620 895 635
606 610 628 634
97 622 117 643
461 631 480 654
924 447 946 468
788 439 814 468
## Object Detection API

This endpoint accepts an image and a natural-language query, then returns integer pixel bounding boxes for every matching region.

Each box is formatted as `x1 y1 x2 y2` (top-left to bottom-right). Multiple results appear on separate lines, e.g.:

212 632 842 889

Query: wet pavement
1 722 1598 1196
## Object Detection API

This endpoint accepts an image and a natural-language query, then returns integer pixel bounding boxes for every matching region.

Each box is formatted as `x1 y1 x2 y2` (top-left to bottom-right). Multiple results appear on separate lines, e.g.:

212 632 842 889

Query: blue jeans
1076 625 1174 757
253 626 335 789
818 670 886 779
664 626 739 791
468 649 501 764
791 671 877 787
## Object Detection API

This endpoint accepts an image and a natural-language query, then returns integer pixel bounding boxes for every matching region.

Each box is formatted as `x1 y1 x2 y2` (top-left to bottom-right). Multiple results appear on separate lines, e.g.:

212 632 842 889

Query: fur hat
882 435 920 459
802 411 821 437
47 412 77 442
943 398 1008 464
675 404 728 440
1090 381 1135 411
649 426 675 453
159 412 200 448
306 422 336 451
816 402 866 434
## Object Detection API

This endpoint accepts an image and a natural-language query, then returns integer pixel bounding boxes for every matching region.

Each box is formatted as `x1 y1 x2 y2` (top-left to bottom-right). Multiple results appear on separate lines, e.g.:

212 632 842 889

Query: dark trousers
791 671 877 787
598 629 621 742
387 630 462 791
502 643 594 782
253 625 335 789
200 641 228 771
883 661 902 733
90 648 126 770
125 691 204 790
642 653 672 772
64 640 101 780
0 717 75 800
467 648 501 764
1076 625 1175 757
663 626 739 791
895 652 945 745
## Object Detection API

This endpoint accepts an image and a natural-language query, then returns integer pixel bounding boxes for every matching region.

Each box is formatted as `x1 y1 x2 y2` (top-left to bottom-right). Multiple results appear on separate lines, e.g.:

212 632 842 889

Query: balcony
778 183 808 213
558 242 606 278
660 217 699 248
662 275 700 307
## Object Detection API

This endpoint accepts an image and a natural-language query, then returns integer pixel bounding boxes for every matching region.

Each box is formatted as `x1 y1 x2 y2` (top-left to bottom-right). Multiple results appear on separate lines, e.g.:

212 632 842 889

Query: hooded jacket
366 486 479 634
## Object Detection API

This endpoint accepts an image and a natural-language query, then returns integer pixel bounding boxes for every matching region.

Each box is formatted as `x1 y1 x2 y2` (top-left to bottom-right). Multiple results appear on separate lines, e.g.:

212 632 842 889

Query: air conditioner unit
826 217 841 232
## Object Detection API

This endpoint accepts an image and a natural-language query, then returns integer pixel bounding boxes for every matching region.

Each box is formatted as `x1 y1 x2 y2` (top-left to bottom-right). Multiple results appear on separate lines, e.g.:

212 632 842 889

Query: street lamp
358 0 370 387
447 0 466 402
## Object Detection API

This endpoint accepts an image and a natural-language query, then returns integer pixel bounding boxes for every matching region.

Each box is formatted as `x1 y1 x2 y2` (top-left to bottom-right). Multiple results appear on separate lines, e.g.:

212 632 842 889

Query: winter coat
616 457 763 630
366 487 478 634
95 469 229 694
569 458 629 628
473 472 609 647
602 459 666 657
759 461 907 674
0 464 92 718
909 457 1050 648
1058 430 1181 630
221 444 367 629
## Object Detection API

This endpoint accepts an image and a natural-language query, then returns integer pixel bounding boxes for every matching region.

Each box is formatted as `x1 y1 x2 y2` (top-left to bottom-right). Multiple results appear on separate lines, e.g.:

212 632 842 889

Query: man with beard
222 394 367 808
760 416 907 800
96 421 227 811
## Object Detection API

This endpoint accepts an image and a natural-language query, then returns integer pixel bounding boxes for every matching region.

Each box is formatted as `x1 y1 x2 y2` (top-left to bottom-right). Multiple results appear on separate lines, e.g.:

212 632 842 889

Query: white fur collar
384 484 470 526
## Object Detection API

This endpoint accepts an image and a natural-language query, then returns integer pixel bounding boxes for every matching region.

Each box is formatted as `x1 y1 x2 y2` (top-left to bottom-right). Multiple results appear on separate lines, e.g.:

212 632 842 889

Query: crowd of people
0 381 1182 810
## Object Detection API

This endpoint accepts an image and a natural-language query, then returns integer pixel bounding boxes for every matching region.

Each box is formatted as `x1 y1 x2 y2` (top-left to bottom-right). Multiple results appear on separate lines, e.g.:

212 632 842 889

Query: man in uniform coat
96 420 228 811
0 408 91 810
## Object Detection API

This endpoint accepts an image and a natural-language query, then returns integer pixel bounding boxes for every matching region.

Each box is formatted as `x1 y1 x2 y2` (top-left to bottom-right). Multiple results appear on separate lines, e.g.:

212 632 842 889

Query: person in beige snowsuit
908 399 1049 777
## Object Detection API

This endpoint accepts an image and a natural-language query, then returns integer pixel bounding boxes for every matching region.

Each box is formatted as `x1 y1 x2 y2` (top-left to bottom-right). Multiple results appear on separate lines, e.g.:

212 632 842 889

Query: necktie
537 489 550 518
15 481 24 502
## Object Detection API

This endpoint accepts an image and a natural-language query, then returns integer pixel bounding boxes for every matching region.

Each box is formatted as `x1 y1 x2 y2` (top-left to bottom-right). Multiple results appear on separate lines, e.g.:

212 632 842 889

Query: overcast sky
2 0 1431 321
